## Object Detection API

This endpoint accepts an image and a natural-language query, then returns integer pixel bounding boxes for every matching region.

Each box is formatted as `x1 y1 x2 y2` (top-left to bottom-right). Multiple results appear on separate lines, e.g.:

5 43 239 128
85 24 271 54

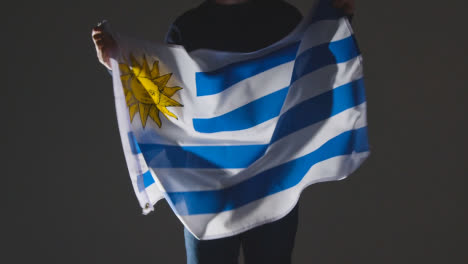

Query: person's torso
166 0 303 52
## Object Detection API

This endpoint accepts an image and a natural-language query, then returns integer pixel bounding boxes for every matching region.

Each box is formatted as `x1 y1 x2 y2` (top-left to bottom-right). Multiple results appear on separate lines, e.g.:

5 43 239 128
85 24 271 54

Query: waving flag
109 0 369 240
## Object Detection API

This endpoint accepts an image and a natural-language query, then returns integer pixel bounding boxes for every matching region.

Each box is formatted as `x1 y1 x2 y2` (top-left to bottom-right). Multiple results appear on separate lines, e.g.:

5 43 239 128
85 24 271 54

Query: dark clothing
165 1 302 263
165 0 302 52
184 204 299 264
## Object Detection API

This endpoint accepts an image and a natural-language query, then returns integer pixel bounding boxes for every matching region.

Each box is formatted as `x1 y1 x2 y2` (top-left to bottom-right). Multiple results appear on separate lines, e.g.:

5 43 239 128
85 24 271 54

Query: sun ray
151 61 160 78
130 54 142 76
139 103 152 127
157 94 182 120
149 106 162 127
162 86 183 97
119 64 132 82
159 93 183 107
157 105 178 120
125 90 137 106
153 73 172 88
140 55 152 78
129 104 139 123
123 86 130 97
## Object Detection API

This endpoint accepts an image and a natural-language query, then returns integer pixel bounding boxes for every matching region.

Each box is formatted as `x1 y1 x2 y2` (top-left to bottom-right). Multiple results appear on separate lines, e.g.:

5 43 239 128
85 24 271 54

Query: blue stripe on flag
272 78 366 143
192 36 360 133
143 171 155 187
128 132 142 154
141 79 364 169
137 170 155 192
193 87 289 133
139 144 268 169
167 126 369 215
292 35 360 83
195 42 300 96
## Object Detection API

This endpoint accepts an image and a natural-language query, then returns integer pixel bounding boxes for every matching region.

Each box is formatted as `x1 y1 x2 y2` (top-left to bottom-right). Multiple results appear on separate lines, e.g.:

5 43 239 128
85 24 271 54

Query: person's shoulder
165 2 208 44
171 2 209 29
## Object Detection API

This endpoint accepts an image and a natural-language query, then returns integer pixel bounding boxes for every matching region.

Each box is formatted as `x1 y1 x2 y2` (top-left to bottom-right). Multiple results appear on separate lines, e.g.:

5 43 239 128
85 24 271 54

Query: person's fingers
92 32 104 40
92 23 116 68
93 25 103 32
96 36 117 51
95 39 105 48
91 22 113 69
93 31 116 47
92 31 103 43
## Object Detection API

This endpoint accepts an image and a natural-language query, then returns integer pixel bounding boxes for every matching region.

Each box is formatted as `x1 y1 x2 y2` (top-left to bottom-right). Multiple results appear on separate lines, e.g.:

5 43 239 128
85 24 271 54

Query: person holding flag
92 0 357 263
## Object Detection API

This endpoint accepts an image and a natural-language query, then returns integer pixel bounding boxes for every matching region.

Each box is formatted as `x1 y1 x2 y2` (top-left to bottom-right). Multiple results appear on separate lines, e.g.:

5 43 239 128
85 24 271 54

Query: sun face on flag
119 54 183 128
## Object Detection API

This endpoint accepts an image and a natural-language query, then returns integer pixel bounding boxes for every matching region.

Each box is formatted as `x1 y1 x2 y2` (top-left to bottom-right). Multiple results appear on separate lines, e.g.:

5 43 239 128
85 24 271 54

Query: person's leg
241 203 299 264
184 227 241 264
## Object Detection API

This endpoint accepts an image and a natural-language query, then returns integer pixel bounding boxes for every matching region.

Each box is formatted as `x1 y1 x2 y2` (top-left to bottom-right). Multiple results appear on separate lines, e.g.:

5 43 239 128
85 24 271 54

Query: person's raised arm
91 23 117 70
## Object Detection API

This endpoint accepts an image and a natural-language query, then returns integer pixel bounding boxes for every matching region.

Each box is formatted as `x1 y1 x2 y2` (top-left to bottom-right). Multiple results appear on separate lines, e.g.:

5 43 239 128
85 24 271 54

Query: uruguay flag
110 0 369 240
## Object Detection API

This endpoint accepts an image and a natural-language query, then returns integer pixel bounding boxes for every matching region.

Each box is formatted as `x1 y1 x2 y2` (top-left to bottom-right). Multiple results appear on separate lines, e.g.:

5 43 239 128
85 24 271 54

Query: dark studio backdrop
6 0 468 263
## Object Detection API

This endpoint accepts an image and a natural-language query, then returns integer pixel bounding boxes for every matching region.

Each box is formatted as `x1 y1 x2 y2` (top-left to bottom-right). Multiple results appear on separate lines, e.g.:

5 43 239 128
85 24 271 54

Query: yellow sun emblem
119 54 183 128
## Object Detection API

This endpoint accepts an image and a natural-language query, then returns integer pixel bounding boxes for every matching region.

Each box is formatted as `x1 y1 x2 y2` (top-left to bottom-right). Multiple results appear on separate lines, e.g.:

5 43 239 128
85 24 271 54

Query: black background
6 0 468 263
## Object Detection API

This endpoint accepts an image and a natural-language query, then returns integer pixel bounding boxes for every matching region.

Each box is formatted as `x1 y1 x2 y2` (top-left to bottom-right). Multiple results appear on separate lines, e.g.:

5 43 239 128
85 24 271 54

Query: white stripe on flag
154 102 366 192
193 61 294 118
297 17 353 55
282 55 363 114
180 151 369 240
150 168 243 192
135 58 362 146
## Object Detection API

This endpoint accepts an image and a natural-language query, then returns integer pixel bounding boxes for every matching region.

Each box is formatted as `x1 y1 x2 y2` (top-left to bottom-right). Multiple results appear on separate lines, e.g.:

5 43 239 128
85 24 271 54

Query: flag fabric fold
110 0 369 240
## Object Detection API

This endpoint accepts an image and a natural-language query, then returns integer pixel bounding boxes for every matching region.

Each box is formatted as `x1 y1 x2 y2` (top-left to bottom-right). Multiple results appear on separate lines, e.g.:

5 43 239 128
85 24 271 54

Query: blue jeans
184 203 299 264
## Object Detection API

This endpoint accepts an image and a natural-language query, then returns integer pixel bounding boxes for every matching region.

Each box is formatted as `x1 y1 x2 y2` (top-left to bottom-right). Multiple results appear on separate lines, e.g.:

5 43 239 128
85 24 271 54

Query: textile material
109 0 369 240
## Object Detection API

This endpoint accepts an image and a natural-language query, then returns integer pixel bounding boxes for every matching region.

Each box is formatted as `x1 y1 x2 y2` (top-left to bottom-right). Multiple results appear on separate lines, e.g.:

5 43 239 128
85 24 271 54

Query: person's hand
91 23 117 70
332 0 355 16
